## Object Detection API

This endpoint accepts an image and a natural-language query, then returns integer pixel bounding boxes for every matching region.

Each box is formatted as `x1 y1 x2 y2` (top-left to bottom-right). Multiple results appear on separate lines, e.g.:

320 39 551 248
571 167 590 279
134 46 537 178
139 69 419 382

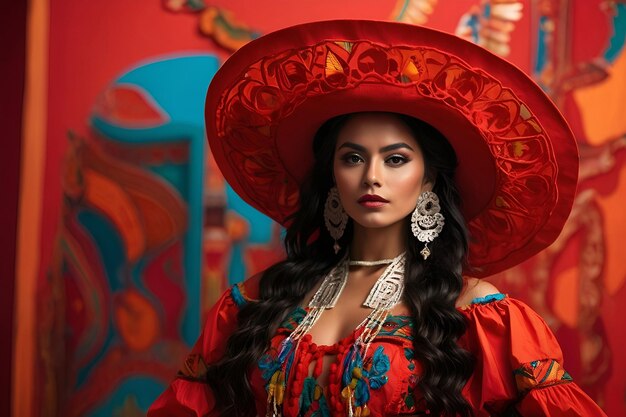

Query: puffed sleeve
148 278 259 417
459 295 607 417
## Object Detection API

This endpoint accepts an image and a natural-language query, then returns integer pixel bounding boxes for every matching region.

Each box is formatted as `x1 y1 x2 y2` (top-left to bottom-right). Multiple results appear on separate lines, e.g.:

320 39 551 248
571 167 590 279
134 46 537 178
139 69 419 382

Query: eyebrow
337 142 415 153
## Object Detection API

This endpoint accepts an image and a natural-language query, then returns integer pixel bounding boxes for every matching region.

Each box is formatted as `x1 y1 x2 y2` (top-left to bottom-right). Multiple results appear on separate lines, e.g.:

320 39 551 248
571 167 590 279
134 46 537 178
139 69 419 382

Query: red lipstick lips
358 194 389 208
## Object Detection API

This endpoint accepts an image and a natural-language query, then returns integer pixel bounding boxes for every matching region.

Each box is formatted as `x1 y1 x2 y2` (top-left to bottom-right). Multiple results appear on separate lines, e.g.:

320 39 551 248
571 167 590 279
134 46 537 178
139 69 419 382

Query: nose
363 160 381 188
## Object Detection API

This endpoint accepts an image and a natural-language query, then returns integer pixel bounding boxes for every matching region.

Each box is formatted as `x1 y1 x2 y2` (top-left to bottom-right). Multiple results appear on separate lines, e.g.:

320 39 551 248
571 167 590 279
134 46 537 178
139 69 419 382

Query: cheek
393 168 426 196
333 163 358 191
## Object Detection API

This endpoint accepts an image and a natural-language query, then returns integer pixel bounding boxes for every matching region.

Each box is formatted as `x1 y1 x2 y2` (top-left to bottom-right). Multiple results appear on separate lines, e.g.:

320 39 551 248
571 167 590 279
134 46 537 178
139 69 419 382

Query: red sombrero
205 20 578 277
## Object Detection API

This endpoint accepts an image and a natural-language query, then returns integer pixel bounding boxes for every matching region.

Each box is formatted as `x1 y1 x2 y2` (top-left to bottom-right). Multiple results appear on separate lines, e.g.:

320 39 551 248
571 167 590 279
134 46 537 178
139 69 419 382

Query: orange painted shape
131 192 181 250
552 265 579 328
573 50 626 146
83 170 145 261
114 290 160 351
93 85 168 126
596 163 626 295
226 211 249 241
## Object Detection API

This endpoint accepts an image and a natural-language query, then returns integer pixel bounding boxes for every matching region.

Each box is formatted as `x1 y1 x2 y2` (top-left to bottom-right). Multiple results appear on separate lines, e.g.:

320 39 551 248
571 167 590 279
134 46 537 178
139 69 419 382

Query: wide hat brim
205 19 578 277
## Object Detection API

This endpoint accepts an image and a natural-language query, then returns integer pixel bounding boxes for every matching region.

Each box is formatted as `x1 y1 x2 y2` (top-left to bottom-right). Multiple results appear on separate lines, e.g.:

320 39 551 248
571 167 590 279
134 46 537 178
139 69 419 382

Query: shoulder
455 277 500 308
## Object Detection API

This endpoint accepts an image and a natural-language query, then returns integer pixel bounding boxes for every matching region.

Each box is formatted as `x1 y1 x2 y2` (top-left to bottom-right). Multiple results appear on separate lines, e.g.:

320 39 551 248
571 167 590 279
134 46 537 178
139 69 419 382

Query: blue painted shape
90 54 221 346
483 3 491 19
147 163 190 201
225 185 275 243
224 184 278 285
394 0 409 20
467 14 480 44
75 209 126 386
534 16 549 76
86 376 166 416
76 209 126 292
229 239 245 286
605 4 626 63
115 54 221 129
89 53 281 343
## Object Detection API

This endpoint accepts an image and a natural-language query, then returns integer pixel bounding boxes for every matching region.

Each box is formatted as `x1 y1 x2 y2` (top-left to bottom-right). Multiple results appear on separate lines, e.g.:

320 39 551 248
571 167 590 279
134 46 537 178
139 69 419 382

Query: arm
461 295 607 417
147 284 245 417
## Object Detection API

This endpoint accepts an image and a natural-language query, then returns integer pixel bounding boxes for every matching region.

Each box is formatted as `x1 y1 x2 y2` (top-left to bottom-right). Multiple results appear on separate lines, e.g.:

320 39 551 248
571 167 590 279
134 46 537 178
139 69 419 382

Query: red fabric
148 289 238 417
205 20 580 277
459 299 606 416
148 279 607 417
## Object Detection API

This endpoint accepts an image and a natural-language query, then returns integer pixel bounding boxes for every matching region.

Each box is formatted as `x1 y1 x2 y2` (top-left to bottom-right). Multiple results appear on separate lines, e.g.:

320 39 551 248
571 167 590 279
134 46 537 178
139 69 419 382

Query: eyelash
387 154 408 165
340 153 409 166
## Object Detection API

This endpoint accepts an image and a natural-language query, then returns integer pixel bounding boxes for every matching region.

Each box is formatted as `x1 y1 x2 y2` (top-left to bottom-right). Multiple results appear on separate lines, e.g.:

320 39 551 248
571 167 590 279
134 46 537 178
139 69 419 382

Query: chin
350 214 408 230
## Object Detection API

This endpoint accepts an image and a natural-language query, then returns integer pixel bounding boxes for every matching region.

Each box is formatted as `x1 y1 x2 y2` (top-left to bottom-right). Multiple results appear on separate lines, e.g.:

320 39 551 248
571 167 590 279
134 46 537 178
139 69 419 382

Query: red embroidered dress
148 277 607 417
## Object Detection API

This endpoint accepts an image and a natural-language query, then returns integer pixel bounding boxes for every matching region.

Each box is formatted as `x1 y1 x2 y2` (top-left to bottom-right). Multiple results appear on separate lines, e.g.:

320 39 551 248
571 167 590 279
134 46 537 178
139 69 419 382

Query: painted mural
26 1 626 416
40 54 283 416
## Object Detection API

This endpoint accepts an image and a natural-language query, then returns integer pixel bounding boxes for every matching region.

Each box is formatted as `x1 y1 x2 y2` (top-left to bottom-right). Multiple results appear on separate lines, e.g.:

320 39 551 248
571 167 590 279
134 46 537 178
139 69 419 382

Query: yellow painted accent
512 141 526 158
314 385 322 400
334 41 353 53
14 0 49 416
526 119 542 133
325 50 344 76
401 60 420 81
495 196 510 208
519 104 531 120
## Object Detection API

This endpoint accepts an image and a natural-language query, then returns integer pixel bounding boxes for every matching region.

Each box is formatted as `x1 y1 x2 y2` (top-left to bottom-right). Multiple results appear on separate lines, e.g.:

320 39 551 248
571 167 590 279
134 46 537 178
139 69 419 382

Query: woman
149 20 607 416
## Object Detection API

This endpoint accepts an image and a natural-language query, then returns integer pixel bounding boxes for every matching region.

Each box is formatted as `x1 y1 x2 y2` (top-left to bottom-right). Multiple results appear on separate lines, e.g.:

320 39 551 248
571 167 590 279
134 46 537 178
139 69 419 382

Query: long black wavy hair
206 112 475 417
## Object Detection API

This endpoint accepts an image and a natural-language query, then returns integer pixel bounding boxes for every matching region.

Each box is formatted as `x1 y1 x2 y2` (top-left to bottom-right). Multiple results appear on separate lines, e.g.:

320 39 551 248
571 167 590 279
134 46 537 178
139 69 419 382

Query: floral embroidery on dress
341 345 390 415
258 306 403 417
300 377 331 417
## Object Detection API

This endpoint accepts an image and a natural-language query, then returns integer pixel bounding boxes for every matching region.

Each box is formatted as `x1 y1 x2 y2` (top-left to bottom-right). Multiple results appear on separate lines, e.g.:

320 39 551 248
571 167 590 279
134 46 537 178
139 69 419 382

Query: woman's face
333 113 432 231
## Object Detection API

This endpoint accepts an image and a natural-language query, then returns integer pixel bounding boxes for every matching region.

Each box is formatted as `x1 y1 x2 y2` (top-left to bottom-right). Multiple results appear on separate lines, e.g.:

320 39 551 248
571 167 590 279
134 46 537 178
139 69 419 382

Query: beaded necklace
265 252 407 417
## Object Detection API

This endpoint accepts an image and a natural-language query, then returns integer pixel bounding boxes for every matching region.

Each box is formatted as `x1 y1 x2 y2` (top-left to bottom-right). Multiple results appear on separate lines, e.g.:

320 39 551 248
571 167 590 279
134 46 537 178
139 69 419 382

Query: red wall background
10 0 626 416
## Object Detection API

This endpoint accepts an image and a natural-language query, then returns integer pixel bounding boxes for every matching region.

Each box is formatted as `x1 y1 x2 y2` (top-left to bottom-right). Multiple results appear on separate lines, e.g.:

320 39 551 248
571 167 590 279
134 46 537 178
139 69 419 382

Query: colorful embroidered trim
377 315 414 343
282 307 415 343
470 292 506 305
513 358 573 394
231 283 251 308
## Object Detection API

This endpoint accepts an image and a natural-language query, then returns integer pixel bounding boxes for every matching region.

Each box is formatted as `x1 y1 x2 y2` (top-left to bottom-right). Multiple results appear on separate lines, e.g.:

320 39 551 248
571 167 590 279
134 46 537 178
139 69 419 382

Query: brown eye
342 153 364 164
386 155 408 166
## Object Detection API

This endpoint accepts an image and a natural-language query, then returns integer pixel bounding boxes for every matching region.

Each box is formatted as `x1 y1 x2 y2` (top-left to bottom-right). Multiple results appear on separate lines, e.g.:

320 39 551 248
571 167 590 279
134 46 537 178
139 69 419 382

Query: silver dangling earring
324 186 348 254
411 191 445 260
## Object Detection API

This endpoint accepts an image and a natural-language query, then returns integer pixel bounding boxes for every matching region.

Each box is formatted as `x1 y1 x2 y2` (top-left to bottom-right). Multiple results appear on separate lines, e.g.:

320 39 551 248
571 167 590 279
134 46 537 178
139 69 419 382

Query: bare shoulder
455 278 500 308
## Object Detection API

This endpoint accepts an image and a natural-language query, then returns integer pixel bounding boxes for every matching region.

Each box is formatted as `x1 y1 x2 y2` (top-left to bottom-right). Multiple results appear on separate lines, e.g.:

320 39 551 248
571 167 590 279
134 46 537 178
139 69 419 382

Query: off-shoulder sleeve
460 296 607 417
148 279 258 417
